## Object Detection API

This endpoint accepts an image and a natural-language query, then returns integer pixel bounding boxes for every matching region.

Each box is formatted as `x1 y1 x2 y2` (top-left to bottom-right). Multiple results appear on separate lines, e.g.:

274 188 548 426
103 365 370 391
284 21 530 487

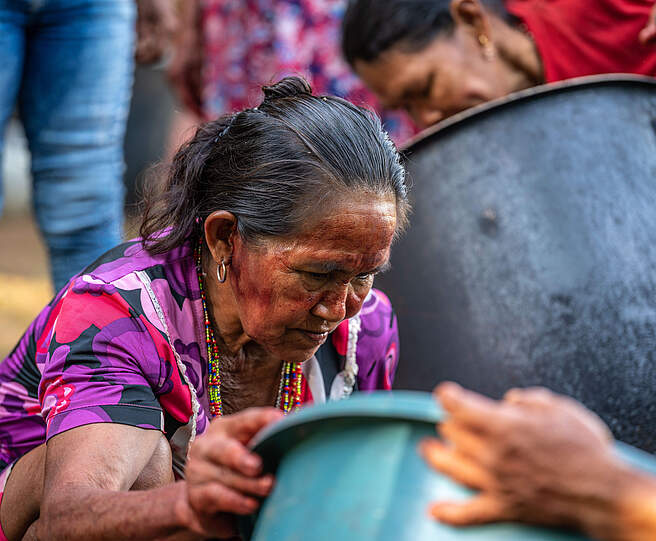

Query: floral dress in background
201 0 416 143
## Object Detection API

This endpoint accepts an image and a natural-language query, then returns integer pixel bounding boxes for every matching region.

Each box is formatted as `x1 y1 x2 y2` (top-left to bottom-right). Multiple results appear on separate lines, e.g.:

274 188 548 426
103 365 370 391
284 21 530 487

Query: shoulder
57 238 196 321
41 239 194 371
81 238 193 288
332 289 396 353
358 288 396 335
353 288 400 391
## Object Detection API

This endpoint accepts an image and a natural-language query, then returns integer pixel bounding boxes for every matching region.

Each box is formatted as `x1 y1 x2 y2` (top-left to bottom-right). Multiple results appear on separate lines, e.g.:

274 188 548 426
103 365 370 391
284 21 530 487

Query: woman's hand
639 3 656 45
135 0 178 65
420 382 637 540
181 407 283 538
167 0 204 117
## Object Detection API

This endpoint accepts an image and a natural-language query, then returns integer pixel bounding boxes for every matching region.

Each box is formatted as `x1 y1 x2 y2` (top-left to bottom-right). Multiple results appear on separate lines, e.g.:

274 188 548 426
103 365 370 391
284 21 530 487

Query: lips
296 328 331 343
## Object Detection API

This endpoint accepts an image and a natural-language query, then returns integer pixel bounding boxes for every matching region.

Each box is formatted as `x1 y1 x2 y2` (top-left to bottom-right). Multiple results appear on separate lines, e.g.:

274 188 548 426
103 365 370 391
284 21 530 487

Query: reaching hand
167 0 204 117
421 382 634 539
181 407 283 538
639 3 656 45
135 0 178 65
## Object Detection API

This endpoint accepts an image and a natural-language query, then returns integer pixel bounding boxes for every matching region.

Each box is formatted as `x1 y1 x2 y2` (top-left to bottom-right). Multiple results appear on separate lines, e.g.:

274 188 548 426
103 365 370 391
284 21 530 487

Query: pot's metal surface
377 76 656 451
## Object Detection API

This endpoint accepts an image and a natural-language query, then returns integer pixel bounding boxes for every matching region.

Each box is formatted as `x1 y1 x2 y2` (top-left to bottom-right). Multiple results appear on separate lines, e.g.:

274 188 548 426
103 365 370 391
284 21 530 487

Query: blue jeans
0 0 135 291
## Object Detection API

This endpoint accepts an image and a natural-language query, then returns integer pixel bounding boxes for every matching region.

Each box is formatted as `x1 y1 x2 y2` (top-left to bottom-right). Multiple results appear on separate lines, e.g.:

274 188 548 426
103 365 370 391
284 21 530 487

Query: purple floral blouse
0 239 400 477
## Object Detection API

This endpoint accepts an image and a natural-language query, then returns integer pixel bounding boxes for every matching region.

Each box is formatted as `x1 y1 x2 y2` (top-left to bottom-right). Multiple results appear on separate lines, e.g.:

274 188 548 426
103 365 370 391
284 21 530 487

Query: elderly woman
342 0 656 127
0 77 408 540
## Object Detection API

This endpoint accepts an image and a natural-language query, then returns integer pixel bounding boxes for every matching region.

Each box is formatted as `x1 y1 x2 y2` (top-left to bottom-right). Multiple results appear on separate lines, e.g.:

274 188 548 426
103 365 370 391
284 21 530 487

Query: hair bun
262 76 313 102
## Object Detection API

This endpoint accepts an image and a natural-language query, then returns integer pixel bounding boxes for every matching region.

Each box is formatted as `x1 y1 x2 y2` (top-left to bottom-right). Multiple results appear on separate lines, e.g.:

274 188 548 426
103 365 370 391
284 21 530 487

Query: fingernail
429 502 451 519
417 438 432 455
436 382 457 403
242 498 259 514
241 453 261 473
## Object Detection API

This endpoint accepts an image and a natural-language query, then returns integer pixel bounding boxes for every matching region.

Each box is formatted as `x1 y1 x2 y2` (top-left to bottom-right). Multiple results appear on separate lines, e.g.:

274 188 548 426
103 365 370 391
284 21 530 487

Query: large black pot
378 75 656 451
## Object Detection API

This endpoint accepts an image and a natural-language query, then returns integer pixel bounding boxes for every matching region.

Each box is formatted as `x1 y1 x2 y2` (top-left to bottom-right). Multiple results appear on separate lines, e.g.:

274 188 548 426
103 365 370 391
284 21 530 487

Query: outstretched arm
421 383 656 541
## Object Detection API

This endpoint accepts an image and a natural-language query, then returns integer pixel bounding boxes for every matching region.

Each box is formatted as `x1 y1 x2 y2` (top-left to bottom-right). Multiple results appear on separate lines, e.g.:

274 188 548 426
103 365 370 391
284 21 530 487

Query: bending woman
342 0 656 127
0 76 408 540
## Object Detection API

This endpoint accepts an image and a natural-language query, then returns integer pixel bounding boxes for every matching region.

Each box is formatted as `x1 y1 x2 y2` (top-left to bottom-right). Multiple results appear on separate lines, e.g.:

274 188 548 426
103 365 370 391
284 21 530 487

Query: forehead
274 195 397 270
355 39 446 108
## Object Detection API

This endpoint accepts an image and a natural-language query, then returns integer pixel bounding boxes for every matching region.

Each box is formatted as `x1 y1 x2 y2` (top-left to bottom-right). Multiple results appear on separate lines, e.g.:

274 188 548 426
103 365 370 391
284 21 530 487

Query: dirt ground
0 214 52 358
0 214 142 358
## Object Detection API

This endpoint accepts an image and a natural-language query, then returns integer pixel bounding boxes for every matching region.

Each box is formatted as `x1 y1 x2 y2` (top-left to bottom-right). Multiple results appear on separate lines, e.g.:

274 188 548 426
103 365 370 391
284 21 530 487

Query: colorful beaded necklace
195 239 303 417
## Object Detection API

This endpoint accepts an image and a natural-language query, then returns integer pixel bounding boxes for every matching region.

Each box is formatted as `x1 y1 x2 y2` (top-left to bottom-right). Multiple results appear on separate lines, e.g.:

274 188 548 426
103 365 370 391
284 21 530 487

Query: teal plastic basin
241 391 656 541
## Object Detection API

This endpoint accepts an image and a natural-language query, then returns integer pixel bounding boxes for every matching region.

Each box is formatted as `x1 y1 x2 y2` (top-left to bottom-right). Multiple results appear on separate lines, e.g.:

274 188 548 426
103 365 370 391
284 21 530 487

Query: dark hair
342 0 515 66
140 76 409 254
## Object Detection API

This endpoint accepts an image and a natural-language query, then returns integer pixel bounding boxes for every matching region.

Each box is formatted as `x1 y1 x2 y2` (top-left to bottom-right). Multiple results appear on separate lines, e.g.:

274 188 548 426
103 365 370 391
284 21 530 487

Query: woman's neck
200 251 284 413
219 351 284 415
201 251 252 356
491 14 544 90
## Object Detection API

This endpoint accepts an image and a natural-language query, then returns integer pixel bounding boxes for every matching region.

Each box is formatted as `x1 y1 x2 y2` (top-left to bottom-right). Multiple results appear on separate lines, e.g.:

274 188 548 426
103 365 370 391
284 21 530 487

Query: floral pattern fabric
201 0 416 143
0 238 400 475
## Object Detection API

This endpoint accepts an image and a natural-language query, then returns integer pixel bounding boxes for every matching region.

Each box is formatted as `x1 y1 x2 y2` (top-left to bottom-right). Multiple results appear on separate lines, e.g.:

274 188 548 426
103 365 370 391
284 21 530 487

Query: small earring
217 259 228 283
478 34 496 60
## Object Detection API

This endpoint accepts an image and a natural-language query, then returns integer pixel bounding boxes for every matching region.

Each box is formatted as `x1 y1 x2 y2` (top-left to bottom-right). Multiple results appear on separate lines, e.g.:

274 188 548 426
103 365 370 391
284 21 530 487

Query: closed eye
397 71 435 109
298 270 331 291
420 72 435 98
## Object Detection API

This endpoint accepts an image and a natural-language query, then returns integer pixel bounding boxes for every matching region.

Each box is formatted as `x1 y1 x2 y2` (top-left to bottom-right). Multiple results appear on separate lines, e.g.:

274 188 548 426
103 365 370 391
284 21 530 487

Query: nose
409 105 444 129
311 284 350 323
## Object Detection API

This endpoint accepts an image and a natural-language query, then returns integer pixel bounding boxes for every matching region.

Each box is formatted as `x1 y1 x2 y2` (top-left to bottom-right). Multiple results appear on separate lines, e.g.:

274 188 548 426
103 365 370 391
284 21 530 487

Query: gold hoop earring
217 259 228 283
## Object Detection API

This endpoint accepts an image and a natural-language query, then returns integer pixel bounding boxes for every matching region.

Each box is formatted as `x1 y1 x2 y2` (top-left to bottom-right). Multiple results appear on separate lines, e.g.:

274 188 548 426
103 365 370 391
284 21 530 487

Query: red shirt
505 0 656 82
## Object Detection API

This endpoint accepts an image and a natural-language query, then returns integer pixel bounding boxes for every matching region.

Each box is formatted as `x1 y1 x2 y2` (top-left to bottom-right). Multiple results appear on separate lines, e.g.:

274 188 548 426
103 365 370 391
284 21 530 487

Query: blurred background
0 63 177 356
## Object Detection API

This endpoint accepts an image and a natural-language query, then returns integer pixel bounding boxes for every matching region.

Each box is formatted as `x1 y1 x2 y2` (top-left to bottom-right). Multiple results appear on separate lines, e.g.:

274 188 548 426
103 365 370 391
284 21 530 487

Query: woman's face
355 30 523 128
228 194 397 363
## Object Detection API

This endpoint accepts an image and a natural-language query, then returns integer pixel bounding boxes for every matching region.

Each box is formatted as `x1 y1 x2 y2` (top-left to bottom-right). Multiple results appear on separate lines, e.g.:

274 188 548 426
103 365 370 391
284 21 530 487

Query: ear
450 0 492 38
204 211 238 264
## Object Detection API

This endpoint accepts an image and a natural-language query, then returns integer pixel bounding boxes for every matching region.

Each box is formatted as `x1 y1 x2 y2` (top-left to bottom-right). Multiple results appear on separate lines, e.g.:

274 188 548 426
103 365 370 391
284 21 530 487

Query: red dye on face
227 194 397 363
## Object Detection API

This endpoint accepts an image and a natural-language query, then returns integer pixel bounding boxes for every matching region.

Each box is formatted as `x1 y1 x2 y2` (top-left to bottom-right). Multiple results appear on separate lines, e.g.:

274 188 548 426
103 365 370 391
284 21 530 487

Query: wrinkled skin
422 383 656 541
188 192 397 528
204 194 397 365
183 407 283 538
6 407 281 540
200 193 397 414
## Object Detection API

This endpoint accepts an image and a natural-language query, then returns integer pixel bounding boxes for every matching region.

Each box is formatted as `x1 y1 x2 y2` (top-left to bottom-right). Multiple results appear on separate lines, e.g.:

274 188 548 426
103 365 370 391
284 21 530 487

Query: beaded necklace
194 239 303 417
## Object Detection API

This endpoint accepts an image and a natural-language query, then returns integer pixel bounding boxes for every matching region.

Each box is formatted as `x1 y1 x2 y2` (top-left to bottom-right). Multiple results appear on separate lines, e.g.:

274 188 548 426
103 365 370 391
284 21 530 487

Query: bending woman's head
342 0 543 127
141 76 408 362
